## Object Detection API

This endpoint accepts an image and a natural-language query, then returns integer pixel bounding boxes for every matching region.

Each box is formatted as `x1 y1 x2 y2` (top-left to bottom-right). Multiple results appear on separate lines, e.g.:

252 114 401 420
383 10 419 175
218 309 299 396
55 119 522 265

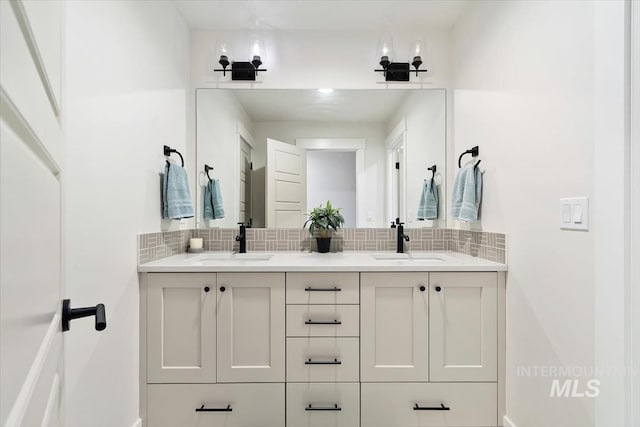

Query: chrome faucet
393 218 410 253
235 222 248 253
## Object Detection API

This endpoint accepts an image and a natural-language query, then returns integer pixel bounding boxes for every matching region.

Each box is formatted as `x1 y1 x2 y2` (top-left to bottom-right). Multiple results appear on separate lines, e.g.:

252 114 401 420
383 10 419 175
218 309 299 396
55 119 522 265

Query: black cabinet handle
305 286 341 292
220 286 226 292
305 404 342 411
195 404 232 412
419 285 426 292
305 319 342 325
435 286 442 292
204 286 210 292
305 358 341 365
62 299 106 332
413 403 450 411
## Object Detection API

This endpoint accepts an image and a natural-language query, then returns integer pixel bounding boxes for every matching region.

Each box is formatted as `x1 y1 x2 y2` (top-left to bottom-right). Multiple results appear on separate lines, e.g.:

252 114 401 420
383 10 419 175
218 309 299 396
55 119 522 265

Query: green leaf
302 200 344 235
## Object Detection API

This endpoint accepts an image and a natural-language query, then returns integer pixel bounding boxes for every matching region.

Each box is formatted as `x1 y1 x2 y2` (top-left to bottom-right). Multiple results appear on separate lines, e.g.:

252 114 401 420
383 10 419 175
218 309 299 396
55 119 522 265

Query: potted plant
303 200 345 253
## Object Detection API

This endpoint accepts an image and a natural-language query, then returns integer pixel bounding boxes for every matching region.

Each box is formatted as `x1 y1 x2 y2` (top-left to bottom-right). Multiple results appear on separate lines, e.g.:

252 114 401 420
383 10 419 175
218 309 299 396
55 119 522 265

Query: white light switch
560 197 589 231
572 205 583 224
562 203 572 223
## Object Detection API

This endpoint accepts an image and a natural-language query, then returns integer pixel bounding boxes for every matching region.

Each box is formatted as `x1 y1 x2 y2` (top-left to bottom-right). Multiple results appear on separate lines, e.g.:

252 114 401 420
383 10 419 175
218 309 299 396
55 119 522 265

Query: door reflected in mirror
196 89 446 229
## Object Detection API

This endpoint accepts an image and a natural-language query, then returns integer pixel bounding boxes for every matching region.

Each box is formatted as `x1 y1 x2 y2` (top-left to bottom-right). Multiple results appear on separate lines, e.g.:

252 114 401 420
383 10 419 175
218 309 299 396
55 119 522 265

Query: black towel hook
458 146 479 168
164 145 184 167
427 165 436 180
204 164 213 182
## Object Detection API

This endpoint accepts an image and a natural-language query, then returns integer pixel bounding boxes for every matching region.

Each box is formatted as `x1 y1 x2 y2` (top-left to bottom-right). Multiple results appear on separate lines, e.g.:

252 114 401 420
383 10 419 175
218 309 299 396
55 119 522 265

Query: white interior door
266 138 306 228
239 138 252 225
1 1 65 426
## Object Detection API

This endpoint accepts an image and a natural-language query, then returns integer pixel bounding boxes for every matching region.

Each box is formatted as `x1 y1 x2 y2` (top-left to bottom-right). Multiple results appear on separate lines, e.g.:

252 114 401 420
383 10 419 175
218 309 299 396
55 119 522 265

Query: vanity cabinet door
361 273 429 382
217 273 285 382
147 273 216 383
429 273 497 382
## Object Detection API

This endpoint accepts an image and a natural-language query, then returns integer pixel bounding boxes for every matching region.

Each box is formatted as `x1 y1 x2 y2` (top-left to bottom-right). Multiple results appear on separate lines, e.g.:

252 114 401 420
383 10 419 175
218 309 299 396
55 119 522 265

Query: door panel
217 273 285 382
147 274 216 383
0 0 62 166
266 138 306 228
361 273 429 382
0 1 63 425
429 273 497 382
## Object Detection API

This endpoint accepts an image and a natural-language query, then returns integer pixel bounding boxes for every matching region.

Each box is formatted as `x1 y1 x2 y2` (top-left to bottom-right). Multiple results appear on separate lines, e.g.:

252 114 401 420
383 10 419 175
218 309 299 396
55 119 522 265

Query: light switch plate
560 197 589 231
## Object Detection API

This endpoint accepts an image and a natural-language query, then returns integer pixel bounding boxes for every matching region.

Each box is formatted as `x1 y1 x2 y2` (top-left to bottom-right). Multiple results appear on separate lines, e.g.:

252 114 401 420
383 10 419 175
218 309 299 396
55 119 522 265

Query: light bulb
376 37 394 68
409 40 425 70
216 40 233 69
249 37 266 67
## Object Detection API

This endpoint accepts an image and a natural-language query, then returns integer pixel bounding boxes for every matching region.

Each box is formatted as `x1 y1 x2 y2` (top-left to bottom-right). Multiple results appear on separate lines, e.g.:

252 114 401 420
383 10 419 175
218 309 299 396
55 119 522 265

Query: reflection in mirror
196 89 446 229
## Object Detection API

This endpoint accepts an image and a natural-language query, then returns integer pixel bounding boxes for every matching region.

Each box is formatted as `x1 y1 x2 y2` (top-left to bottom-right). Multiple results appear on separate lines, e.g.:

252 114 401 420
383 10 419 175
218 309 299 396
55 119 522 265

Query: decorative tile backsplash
137 229 192 264
138 228 507 264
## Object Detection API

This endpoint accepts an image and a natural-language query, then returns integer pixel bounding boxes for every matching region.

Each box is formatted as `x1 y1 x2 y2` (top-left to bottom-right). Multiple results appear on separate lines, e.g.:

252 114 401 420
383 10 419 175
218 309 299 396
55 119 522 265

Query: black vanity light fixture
374 38 428 82
213 39 267 81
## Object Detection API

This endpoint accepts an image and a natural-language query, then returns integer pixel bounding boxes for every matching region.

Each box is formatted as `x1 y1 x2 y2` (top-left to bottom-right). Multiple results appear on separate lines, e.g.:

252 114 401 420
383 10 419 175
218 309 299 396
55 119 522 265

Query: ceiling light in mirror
318 88 334 94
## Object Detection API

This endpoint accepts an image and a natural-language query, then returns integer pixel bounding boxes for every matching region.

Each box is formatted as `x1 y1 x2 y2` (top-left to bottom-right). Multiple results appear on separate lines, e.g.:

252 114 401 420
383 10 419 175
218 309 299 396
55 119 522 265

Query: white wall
452 1 627 426
64 2 189 426
196 90 253 228
191 29 451 90
307 151 357 227
253 120 387 227
387 90 446 228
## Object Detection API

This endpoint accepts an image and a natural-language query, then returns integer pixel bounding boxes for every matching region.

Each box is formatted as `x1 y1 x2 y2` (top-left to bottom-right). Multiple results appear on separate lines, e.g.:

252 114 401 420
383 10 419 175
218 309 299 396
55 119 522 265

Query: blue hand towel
162 161 194 220
203 179 225 220
450 166 468 220
417 178 438 220
457 165 483 223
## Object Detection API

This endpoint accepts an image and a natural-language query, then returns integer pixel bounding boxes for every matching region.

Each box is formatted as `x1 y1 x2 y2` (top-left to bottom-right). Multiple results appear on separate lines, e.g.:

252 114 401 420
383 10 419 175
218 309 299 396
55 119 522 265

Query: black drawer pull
305 358 341 365
413 403 450 411
305 319 342 325
305 404 342 411
305 287 341 292
195 404 232 412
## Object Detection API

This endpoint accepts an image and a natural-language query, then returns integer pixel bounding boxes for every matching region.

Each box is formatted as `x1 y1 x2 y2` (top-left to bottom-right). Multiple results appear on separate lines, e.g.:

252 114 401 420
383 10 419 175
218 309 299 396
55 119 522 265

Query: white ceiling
172 1 468 31
220 89 419 123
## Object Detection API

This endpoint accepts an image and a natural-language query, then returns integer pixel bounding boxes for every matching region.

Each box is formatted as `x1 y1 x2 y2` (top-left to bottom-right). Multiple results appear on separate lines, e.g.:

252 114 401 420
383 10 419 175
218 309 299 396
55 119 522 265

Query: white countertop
138 251 507 273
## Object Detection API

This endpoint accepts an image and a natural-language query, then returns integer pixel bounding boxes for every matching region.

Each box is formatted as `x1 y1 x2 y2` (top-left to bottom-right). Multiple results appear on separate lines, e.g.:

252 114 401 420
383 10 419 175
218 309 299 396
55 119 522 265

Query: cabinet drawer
287 273 359 304
146 383 284 427
287 383 360 427
361 382 497 427
287 337 359 382
287 305 359 337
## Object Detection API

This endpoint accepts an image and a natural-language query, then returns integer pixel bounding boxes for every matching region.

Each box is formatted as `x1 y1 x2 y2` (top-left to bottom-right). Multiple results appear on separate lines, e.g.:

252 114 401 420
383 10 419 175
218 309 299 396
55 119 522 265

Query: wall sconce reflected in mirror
375 38 427 81
213 38 268 81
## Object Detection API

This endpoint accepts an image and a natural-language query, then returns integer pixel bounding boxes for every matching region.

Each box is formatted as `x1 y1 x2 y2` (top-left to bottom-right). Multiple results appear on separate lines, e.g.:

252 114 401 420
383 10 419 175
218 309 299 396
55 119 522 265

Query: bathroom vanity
138 252 506 427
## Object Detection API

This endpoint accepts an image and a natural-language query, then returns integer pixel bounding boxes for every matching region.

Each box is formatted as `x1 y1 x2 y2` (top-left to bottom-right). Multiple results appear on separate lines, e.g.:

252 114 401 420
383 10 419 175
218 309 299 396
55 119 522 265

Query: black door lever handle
62 299 106 332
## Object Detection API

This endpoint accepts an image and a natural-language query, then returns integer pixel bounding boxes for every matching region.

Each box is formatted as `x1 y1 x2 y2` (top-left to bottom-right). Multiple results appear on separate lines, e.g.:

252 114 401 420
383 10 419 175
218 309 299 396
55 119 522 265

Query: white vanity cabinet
146 273 216 383
141 272 286 427
140 267 505 427
216 272 285 382
429 272 498 382
360 272 429 382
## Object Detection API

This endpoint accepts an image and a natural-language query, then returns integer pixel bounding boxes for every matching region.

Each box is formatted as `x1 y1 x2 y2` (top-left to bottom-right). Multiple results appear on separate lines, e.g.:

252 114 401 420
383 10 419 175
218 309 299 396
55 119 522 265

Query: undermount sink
370 253 446 262
193 253 274 262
